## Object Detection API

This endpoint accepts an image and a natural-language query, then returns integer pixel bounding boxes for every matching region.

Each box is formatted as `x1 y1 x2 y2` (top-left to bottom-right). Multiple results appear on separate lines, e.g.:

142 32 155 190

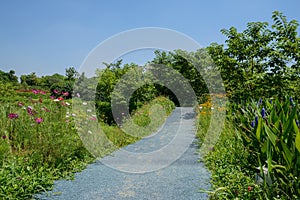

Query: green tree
208 11 300 102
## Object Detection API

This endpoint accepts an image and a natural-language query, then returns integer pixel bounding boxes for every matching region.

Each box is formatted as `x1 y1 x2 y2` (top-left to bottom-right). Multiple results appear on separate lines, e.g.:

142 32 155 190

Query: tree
208 11 300 102
65 67 78 82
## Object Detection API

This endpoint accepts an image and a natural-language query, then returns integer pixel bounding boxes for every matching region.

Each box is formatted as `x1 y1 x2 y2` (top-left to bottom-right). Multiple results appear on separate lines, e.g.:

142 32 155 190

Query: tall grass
0 92 175 199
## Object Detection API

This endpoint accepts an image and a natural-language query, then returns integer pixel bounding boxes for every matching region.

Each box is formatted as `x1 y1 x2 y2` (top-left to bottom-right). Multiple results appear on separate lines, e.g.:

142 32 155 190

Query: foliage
208 11 300 102
230 96 300 199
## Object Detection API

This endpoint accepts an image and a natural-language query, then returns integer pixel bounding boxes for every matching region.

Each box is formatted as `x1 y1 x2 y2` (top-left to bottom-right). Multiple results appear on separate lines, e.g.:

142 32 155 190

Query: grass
0 91 175 199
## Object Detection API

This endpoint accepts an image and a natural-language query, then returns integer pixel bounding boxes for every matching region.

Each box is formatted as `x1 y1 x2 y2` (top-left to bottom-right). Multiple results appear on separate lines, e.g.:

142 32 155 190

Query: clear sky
0 0 299 77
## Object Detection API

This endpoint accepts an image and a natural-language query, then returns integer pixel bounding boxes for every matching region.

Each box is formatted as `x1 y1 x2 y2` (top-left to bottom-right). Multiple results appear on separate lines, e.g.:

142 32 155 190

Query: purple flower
2 135 7 139
255 116 258 125
8 113 18 119
251 121 255 128
35 117 43 124
257 98 262 106
296 120 299 127
261 107 266 118
290 97 293 103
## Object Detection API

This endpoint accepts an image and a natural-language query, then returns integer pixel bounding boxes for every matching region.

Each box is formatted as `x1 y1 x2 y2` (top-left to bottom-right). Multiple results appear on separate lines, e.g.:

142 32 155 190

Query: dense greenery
208 11 300 102
0 10 299 200
201 11 300 199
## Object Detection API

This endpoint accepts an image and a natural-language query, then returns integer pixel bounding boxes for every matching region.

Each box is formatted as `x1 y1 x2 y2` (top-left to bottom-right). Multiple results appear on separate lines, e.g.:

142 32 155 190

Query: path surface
36 107 211 200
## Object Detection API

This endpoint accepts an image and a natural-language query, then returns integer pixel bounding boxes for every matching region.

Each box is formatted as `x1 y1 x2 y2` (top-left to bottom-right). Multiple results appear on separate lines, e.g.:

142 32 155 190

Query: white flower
54 99 59 102
71 113 76 117
82 102 87 105
88 130 92 134
211 107 214 110
65 102 70 106
87 109 92 112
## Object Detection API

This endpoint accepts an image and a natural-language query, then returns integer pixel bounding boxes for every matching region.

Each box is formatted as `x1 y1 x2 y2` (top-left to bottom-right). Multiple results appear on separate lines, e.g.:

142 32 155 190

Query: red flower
35 117 43 124
57 97 64 101
247 186 253 192
8 113 18 119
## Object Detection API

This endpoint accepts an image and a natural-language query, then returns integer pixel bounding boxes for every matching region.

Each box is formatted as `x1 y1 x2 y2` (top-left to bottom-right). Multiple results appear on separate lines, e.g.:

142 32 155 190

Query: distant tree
20 72 39 86
0 69 18 84
65 67 79 82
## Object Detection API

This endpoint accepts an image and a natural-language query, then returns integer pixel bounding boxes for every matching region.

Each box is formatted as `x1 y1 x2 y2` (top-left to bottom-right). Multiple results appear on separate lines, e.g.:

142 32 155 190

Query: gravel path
36 107 211 200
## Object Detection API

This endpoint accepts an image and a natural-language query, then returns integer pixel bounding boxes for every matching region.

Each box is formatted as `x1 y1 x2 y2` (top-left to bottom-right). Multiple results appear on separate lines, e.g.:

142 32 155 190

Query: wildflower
247 186 253 192
39 98 43 103
255 116 258 125
88 130 92 134
57 97 64 101
90 116 97 120
32 89 39 94
82 102 87 106
65 102 70 106
257 98 262 106
8 113 18 119
2 135 7 139
53 89 59 94
17 102 23 107
35 117 43 124
76 93 80 98
296 120 299 127
62 91 69 97
39 90 46 94
290 97 295 107
261 107 266 118
27 106 36 116
87 109 92 112
50 96 55 100
251 121 255 128
53 99 60 102
71 113 76 117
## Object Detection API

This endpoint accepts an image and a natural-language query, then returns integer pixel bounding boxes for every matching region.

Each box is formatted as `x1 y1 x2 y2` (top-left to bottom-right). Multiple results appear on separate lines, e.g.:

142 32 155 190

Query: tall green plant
232 97 300 198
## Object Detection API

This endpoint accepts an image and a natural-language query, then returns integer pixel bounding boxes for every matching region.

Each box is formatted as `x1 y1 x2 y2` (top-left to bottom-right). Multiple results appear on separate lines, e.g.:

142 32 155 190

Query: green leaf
256 117 263 141
296 132 300 153
281 140 293 167
263 123 277 146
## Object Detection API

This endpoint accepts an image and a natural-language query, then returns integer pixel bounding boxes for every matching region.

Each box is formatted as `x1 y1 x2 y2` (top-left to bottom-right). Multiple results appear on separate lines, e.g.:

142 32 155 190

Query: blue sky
0 0 299 77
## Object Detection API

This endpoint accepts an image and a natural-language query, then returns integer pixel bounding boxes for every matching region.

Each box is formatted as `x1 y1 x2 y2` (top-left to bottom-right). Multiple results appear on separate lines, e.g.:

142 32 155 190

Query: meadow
0 88 175 199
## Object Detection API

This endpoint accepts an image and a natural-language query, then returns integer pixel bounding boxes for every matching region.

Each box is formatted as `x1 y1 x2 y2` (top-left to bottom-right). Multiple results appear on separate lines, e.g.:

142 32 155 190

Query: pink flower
8 113 18 119
90 116 97 120
27 106 36 116
62 91 69 97
39 90 46 94
53 89 59 94
35 117 43 124
50 96 55 100
247 186 253 192
32 89 39 94
57 97 64 101
17 102 23 107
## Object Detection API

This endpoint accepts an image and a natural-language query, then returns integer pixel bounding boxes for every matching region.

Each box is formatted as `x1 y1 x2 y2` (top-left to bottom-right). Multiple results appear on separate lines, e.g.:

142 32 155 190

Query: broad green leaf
281 140 293 167
256 117 263 141
296 132 300 153
264 123 277 146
